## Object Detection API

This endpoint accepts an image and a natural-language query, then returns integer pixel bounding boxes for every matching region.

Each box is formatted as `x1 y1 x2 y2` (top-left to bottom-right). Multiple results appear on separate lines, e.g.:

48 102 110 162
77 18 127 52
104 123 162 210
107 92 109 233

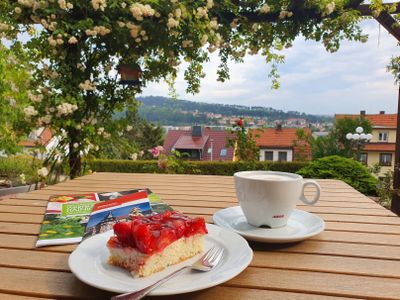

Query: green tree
100 109 164 160
123 110 164 159
310 133 342 159
0 0 386 177
0 43 33 154
292 128 312 162
332 117 372 157
388 56 400 84
311 117 372 159
227 119 259 162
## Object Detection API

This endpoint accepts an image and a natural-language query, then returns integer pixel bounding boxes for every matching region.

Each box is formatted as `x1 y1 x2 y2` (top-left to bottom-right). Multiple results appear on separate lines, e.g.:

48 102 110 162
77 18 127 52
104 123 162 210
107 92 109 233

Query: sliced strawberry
170 219 186 238
150 214 162 222
161 210 172 219
157 227 176 251
132 223 156 254
113 222 134 246
191 218 208 235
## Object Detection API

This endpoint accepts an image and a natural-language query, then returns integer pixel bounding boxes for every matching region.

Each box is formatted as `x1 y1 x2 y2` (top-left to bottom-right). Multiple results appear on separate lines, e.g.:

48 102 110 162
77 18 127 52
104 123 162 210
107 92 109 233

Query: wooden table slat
2 247 400 280
228 267 400 299
0 203 395 218
1 197 387 210
0 173 399 299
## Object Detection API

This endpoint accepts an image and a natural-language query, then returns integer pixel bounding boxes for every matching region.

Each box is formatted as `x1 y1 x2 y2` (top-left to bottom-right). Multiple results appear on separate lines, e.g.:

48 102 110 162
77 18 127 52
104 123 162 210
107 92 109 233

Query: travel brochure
82 190 152 240
36 188 173 247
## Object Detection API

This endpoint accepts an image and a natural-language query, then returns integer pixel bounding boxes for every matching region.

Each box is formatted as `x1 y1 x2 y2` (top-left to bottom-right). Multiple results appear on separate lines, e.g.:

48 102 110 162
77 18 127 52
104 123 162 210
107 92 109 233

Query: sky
141 20 399 116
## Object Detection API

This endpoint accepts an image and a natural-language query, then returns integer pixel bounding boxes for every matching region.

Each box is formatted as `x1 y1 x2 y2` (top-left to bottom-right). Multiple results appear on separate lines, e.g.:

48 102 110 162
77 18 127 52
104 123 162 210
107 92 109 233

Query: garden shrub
88 159 309 176
297 155 378 195
0 155 41 186
376 170 393 209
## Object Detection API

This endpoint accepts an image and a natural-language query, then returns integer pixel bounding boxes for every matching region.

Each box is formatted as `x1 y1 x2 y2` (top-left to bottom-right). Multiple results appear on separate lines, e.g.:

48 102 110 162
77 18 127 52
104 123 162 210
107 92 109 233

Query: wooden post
392 85 400 215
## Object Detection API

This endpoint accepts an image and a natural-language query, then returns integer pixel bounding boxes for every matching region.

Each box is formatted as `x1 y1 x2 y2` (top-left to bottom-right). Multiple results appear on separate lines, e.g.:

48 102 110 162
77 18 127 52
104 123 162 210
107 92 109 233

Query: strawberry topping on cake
107 211 208 277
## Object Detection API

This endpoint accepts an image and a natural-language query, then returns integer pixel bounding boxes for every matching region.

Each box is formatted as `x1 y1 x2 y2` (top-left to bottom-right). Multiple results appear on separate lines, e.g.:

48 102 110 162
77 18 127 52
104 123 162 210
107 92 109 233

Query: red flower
236 119 244 127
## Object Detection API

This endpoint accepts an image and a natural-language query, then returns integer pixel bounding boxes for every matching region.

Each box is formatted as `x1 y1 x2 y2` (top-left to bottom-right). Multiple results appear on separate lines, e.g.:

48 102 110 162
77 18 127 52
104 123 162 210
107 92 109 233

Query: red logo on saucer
273 214 284 218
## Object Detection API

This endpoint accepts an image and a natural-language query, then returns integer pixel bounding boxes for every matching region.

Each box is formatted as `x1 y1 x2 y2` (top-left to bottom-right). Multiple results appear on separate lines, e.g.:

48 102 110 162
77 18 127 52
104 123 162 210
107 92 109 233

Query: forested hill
137 96 332 126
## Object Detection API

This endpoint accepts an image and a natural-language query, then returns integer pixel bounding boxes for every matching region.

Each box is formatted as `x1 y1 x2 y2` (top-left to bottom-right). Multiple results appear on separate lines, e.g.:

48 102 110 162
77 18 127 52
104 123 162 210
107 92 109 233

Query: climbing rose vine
0 0 389 177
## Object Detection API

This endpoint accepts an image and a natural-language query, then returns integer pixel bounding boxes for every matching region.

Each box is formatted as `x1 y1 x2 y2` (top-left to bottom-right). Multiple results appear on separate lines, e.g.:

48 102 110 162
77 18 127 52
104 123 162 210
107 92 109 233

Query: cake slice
107 211 208 277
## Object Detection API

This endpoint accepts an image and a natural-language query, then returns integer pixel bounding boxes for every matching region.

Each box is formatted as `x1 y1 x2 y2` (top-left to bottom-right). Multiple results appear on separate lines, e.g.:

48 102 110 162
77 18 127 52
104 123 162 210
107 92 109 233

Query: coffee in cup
234 171 321 228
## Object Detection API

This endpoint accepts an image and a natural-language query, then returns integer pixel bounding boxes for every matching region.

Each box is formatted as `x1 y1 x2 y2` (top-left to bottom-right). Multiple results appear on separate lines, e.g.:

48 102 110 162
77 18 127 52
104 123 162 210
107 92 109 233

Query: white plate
68 224 253 295
213 206 325 243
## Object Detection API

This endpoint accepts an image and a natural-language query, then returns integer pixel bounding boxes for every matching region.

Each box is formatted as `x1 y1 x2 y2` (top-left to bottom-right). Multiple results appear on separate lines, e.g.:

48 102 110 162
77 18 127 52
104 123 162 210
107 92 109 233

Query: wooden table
1 172 400 300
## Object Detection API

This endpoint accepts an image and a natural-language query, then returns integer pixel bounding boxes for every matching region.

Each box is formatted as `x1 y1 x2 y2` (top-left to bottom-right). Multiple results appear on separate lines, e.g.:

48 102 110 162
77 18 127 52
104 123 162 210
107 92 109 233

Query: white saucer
68 224 253 295
213 206 325 243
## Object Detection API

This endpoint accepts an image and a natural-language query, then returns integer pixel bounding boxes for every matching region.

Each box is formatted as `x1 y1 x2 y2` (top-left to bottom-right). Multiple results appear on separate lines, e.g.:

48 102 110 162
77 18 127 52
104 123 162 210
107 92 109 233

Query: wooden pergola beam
358 2 400 16
374 11 400 42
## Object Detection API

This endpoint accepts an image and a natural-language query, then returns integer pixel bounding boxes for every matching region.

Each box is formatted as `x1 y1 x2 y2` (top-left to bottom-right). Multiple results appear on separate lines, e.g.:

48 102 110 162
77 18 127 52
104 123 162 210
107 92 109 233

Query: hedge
88 159 309 176
0 155 42 185
297 155 378 195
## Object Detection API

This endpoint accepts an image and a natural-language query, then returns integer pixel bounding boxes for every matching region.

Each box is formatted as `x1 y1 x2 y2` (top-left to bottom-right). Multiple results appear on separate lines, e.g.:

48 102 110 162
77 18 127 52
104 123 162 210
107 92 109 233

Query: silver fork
111 246 224 300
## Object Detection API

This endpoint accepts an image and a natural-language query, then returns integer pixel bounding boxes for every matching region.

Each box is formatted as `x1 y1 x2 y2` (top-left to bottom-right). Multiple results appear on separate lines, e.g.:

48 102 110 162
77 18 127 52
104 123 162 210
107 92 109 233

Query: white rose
24 106 38 118
260 4 270 14
167 18 179 29
68 36 78 44
210 19 218 29
38 167 49 177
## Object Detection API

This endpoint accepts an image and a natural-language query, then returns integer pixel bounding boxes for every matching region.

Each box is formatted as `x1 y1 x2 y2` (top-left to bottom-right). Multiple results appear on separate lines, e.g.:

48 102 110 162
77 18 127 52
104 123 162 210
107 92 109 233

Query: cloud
142 19 398 115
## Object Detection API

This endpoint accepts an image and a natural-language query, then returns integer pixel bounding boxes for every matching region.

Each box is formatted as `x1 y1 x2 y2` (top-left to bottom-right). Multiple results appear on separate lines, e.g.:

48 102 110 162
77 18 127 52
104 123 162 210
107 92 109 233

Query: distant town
137 96 334 133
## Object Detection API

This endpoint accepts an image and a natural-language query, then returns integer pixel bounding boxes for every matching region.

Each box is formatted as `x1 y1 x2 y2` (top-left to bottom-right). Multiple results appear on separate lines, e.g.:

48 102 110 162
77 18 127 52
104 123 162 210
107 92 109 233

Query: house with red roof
19 127 58 159
335 110 396 176
252 125 312 162
163 126 235 161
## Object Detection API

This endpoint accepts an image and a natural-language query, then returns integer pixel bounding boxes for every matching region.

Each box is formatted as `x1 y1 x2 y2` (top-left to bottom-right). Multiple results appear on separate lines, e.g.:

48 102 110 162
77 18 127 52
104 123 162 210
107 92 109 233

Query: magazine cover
83 190 152 239
148 191 173 213
36 189 144 247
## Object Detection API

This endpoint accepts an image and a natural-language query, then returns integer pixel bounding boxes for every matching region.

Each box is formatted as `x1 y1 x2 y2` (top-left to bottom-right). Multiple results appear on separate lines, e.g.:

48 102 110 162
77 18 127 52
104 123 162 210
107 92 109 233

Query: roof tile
335 114 397 128
252 128 312 160
163 128 234 161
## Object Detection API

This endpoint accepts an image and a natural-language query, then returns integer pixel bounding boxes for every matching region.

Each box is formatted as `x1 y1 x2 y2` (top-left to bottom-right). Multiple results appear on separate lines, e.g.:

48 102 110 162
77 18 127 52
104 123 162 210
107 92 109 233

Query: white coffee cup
234 171 321 228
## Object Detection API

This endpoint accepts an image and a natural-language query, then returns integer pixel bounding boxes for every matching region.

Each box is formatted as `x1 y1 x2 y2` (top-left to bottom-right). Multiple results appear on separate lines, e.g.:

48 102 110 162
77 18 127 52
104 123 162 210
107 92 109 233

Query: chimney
192 125 203 137
380 111 385 115
276 123 282 131
360 110 366 117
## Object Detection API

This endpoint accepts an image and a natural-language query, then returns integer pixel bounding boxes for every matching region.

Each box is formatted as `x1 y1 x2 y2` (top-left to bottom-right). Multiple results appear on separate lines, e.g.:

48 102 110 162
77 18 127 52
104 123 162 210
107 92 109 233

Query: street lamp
346 127 372 161
346 126 373 142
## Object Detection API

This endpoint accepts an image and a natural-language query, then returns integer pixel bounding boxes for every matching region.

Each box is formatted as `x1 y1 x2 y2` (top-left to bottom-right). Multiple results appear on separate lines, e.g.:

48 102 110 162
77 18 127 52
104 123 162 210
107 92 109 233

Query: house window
359 153 368 165
278 151 287 162
378 132 388 142
379 153 392 166
207 147 212 154
220 148 227 156
264 151 273 161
